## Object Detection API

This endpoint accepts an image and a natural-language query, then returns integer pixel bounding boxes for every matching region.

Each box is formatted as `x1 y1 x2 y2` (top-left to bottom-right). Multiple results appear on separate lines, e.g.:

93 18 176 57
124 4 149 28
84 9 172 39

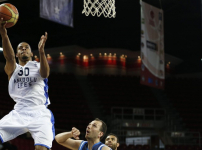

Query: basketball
0 3 19 28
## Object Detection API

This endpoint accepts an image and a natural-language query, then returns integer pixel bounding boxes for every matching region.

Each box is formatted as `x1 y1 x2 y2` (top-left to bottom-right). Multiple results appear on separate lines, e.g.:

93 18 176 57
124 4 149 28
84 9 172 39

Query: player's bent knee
35 145 49 150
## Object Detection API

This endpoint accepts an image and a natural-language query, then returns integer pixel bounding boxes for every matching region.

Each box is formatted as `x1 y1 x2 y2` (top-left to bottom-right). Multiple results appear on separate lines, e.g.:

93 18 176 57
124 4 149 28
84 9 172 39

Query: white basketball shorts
0 105 55 149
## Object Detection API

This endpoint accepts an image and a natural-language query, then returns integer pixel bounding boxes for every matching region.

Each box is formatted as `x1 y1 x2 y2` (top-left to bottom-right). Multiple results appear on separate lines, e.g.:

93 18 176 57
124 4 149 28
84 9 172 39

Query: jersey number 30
18 67 29 76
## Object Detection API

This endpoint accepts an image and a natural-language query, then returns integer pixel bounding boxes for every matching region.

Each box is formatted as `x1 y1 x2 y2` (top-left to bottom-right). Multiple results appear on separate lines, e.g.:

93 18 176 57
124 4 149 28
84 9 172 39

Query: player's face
16 42 33 61
85 120 103 140
105 135 119 150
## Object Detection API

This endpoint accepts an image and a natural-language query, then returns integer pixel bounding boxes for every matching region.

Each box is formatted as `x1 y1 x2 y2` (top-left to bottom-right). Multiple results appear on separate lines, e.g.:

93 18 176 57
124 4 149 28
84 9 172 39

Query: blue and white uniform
0 61 55 149
79 141 112 150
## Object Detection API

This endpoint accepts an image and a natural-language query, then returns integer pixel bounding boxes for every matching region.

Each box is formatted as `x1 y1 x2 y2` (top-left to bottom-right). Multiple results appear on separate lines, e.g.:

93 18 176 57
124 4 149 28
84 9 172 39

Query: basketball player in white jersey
0 18 54 150
55 118 112 150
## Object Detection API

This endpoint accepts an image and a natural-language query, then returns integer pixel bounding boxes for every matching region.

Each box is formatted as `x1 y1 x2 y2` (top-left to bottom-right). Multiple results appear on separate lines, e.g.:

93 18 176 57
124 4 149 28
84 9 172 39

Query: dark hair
106 133 119 143
16 42 32 52
94 118 107 140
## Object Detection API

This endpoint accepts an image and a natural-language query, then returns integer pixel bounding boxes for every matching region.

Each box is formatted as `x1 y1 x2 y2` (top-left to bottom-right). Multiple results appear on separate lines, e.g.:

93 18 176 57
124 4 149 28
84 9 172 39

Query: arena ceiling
0 0 201 73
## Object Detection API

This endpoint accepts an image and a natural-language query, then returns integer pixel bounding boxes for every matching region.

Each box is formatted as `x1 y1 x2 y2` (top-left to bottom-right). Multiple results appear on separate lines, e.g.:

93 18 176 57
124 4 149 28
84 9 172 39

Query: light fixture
83 55 88 59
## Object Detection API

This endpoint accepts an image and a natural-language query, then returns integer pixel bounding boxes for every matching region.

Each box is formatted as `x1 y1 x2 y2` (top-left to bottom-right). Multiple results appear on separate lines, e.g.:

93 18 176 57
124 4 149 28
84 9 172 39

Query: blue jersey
78 141 111 150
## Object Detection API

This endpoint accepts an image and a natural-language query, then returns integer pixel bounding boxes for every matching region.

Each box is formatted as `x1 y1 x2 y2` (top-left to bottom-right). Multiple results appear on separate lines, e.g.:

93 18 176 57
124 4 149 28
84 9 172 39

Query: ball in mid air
0 3 19 28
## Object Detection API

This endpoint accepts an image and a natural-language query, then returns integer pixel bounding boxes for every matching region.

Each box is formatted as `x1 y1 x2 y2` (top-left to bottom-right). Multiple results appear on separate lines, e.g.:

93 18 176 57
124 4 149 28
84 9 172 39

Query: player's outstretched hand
38 32 48 53
71 127 80 140
0 18 7 36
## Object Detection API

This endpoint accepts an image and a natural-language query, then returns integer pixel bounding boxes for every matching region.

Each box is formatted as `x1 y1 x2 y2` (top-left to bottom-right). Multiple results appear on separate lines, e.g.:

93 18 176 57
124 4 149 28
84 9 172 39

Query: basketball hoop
82 0 116 18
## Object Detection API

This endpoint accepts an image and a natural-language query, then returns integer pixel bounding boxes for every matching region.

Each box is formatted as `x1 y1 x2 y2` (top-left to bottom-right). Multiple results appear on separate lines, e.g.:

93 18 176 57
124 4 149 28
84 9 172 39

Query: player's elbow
55 135 60 143
41 73 49 78
55 135 63 144
40 70 49 78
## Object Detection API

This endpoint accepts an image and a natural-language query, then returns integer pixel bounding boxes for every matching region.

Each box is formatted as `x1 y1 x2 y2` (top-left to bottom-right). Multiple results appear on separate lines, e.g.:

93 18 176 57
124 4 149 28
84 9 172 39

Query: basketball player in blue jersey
55 118 112 150
105 133 119 150
0 18 54 150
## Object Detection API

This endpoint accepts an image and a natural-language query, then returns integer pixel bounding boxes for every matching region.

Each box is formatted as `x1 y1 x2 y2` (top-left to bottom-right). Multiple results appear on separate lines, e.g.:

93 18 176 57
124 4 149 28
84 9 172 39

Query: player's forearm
1 34 15 61
55 132 73 144
39 51 50 78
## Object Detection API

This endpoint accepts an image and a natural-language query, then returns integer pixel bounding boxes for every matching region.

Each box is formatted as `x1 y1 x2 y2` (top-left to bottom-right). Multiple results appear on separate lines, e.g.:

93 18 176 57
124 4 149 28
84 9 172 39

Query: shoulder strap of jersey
78 141 87 150
98 144 112 150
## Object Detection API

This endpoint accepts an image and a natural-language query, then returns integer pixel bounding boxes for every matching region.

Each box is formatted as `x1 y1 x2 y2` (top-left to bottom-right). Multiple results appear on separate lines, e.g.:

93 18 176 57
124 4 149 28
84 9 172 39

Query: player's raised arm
38 32 50 78
0 18 16 79
55 127 82 150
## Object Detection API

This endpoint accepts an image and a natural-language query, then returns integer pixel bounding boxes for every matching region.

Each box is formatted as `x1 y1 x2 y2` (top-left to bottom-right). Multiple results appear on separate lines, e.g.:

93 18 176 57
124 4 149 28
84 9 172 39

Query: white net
82 0 116 18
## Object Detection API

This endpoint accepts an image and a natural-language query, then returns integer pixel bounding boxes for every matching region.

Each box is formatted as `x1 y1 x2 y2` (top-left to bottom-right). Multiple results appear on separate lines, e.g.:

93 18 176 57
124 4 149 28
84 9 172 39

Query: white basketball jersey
9 61 50 110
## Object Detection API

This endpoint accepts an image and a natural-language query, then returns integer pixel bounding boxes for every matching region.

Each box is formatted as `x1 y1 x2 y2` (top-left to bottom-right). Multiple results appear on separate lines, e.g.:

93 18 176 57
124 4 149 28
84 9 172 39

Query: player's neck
87 139 100 150
19 60 31 66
